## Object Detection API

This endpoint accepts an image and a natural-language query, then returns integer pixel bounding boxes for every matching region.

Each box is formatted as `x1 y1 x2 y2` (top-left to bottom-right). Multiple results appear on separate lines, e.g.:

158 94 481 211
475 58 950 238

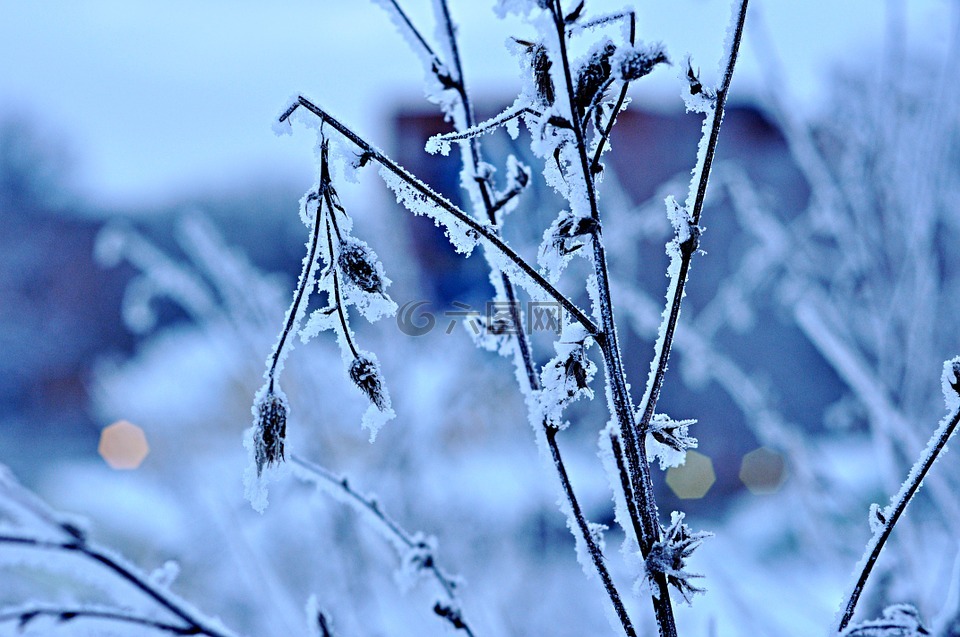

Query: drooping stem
0 607 205 636
267 190 323 392
279 97 597 337
837 401 960 632
591 12 636 173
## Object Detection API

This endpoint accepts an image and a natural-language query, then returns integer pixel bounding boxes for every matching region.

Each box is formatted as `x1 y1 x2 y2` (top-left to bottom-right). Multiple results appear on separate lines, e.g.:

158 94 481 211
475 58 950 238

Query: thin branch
288 455 475 637
278 97 598 337
267 190 322 392
590 13 636 173
427 5 637 634
427 103 541 150
0 535 236 637
837 398 960 632
635 0 749 439
0 606 202 636
547 1 675 633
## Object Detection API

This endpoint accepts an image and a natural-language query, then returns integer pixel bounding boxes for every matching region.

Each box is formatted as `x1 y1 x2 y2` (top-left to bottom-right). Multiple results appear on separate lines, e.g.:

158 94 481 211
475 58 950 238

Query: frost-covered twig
373 3 638 632
278 97 597 336
0 470 238 637
288 455 475 637
0 534 238 637
635 0 748 441
542 0 680 631
836 359 960 633
0 605 202 635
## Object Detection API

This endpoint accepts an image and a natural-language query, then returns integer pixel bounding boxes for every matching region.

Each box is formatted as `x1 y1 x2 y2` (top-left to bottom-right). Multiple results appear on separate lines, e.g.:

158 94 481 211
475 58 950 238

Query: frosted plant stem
0 534 237 637
278 97 598 337
0 606 207 635
431 4 637 634
590 12 635 173
635 0 748 442
267 189 323 392
836 404 960 633
289 455 475 637
547 1 677 634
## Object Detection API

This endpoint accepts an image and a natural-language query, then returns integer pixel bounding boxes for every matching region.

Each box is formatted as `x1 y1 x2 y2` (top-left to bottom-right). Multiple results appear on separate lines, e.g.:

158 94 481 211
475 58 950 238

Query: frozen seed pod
349 354 389 411
254 391 288 476
338 238 385 295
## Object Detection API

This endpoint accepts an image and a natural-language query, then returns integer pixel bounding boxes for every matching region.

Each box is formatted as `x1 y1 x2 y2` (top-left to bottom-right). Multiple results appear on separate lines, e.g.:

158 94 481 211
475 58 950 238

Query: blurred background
2 1 959 636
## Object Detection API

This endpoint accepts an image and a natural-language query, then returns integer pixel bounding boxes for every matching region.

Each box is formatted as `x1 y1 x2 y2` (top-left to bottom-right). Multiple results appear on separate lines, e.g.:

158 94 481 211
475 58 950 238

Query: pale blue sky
0 1 950 207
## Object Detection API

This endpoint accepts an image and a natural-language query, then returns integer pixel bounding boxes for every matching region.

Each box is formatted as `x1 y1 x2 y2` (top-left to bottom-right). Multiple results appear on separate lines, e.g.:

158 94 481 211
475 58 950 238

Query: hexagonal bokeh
98 420 149 470
739 447 786 495
665 450 716 500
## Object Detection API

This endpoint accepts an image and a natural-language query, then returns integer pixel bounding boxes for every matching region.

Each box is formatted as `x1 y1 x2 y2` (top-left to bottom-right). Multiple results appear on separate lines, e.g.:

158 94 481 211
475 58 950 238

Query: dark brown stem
431 5 636 634
267 191 322 392
0 607 206 636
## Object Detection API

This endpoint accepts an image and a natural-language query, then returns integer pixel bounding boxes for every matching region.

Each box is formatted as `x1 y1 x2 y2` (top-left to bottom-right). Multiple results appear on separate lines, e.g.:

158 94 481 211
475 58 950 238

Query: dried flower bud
574 41 617 113
615 44 668 82
349 354 389 411
530 43 556 107
338 238 384 295
950 360 960 395
254 391 288 476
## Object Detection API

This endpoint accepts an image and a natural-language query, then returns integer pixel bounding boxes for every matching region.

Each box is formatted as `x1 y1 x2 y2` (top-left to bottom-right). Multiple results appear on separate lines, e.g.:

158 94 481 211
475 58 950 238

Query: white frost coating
395 533 438 593
361 403 396 443
644 413 698 469
665 195 692 244
262 226 323 385
942 356 960 411
596 426 640 547
148 560 181 589
425 101 532 156
537 212 575 284
378 165 479 256
537 323 597 428
272 94 303 137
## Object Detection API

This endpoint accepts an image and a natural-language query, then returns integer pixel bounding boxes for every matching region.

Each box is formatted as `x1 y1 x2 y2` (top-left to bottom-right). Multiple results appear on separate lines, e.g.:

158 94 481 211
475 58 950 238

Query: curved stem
0 535 235 637
289 456 475 637
837 404 960 632
267 191 323 392
279 97 598 337
0 607 205 636
431 4 636 634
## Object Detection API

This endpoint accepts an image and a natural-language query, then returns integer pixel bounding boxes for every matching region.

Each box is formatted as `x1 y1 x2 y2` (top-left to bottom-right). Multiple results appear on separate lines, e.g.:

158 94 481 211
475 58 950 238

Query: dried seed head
531 43 556 107
574 41 617 113
349 354 389 411
615 44 668 82
338 238 384 295
254 391 288 476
